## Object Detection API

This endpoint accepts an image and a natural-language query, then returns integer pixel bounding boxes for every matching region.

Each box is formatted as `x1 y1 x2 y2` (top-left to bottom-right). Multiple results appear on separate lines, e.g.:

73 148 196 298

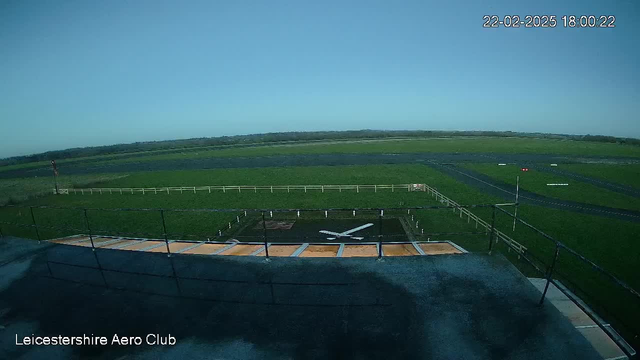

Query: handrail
493 204 640 302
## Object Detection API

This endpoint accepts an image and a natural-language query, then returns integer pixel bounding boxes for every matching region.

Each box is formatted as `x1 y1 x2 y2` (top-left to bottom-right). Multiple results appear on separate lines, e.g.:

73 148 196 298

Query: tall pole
29 206 41 242
539 244 560 305
377 209 383 259
488 205 496 252
51 160 59 195
84 209 95 250
512 175 519 231
160 210 171 256
262 212 270 259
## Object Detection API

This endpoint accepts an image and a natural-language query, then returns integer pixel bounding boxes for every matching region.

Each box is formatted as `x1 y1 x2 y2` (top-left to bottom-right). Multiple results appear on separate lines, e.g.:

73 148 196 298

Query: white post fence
61 184 428 195
423 184 527 255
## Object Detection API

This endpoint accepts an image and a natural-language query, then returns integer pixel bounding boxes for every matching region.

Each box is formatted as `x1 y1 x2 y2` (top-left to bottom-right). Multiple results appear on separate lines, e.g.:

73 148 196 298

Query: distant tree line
1 130 639 167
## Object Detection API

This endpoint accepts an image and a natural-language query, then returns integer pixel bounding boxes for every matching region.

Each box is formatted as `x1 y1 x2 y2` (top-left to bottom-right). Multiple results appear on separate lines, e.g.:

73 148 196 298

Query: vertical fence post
160 210 171 257
262 211 270 259
84 209 95 250
29 207 41 242
513 175 520 231
539 244 560 305
377 209 383 259
488 205 497 252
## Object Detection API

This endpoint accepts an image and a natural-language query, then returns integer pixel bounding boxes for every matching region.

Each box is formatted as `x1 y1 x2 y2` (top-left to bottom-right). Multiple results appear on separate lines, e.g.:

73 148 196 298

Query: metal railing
0 203 501 259
1 197 637 357
492 205 638 359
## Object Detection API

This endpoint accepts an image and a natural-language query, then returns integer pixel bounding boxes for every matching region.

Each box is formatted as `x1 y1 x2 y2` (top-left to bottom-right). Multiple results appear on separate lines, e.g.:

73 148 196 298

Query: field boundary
56 183 427 195
424 184 527 255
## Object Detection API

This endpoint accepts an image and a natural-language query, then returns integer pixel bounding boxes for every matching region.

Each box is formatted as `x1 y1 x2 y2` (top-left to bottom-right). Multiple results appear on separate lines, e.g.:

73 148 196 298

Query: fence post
84 209 95 250
377 210 383 259
29 207 41 242
160 210 171 257
539 244 560 305
488 205 497 252
262 212 270 259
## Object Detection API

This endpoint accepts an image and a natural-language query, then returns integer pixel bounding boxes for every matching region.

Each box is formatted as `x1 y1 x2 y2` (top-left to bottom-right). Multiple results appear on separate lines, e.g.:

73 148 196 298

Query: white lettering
145 334 176 346
112 334 142 346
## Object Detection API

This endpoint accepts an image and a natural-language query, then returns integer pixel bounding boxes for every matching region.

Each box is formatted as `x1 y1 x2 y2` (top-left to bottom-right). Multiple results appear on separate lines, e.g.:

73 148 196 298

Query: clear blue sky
1 0 638 157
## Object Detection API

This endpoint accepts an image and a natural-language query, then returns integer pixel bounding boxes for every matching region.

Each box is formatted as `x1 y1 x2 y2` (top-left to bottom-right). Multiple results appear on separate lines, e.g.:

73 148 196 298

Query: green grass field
93 137 640 165
561 164 640 190
3 164 637 289
1 162 638 348
460 163 640 211
3 137 640 174
0 174 129 206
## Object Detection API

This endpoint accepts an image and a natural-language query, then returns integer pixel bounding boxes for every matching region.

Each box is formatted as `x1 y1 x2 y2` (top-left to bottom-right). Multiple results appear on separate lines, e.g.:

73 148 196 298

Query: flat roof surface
48 235 465 257
0 236 601 360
